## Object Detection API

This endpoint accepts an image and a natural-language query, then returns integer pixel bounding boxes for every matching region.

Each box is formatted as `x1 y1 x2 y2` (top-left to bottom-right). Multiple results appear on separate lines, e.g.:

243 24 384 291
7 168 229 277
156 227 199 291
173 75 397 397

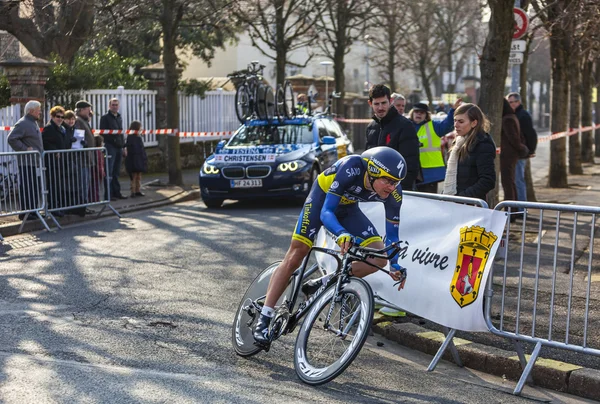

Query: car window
323 120 342 138
228 125 314 146
316 121 330 139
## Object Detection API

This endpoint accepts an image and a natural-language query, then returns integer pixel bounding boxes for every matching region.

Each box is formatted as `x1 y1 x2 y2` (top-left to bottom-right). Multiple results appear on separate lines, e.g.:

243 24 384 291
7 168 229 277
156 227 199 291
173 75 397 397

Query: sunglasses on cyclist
378 177 400 187
54 115 64 119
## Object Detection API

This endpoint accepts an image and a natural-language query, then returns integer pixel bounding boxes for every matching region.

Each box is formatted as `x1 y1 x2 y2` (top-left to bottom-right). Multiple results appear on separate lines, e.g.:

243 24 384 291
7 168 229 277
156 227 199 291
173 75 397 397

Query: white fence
178 89 239 144
3 86 240 150
0 104 20 153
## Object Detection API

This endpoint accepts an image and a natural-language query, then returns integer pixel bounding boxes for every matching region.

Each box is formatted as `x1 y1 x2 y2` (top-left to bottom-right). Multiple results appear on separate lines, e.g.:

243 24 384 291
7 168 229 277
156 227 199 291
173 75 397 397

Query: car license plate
230 179 262 188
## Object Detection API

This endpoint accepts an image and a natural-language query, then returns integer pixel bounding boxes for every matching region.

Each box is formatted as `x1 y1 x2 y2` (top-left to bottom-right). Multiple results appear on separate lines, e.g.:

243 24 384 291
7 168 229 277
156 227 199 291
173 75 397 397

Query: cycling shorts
291 181 382 248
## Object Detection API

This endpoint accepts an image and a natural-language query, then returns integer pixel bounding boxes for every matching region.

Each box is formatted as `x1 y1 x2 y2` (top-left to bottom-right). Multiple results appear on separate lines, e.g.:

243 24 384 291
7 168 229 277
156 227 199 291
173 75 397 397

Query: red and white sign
513 7 529 39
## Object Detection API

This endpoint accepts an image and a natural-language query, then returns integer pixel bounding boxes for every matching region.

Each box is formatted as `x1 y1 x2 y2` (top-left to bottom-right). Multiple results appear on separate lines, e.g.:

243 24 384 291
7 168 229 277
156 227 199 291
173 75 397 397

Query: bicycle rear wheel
232 261 297 357
235 84 252 123
257 85 275 121
283 81 295 118
294 277 374 385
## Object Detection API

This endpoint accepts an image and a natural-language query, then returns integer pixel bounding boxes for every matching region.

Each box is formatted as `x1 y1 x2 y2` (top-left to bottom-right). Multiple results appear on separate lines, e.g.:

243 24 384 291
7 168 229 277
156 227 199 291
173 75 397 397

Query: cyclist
253 146 408 345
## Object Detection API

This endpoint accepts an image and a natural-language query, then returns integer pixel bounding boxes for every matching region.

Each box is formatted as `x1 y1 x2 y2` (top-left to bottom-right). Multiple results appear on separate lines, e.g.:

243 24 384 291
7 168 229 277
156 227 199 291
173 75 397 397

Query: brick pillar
0 56 53 123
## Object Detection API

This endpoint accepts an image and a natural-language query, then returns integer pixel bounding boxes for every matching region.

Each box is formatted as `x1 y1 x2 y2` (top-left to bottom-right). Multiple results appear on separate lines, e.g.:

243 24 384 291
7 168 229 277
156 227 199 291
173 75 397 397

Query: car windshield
228 125 314 146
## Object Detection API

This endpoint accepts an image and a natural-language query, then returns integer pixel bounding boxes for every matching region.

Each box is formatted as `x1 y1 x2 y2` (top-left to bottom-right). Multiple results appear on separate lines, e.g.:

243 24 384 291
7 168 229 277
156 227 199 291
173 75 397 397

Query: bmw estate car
199 116 354 208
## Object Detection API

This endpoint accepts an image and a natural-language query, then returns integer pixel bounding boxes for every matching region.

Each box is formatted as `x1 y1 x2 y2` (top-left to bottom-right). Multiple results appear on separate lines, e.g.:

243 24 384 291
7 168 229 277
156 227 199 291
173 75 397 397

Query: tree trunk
477 0 513 206
595 61 600 157
581 59 594 162
568 46 583 174
162 2 183 186
387 35 396 92
275 2 286 86
547 2 569 188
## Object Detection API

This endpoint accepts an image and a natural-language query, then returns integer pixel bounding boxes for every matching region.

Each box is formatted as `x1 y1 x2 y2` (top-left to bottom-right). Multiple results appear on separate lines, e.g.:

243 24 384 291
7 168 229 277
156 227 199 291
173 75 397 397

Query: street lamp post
320 60 333 104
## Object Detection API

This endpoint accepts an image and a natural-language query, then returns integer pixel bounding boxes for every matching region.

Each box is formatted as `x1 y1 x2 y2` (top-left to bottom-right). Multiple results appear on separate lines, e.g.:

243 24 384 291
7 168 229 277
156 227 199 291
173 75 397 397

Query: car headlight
277 160 307 172
202 163 220 175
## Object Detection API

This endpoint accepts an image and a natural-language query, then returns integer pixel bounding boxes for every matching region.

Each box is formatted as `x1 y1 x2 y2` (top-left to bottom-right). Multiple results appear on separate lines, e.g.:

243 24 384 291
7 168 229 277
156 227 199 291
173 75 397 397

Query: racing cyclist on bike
253 146 408 345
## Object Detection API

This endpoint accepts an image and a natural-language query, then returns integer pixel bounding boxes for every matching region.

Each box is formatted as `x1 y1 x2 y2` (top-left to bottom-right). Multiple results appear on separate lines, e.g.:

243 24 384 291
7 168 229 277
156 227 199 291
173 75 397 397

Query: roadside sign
513 8 529 39
511 40 526 52
509 52 524 65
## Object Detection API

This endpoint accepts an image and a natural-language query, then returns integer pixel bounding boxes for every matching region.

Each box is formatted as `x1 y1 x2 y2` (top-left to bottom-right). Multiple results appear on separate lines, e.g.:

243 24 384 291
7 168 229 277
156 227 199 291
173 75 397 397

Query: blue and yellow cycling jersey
292 155 402 262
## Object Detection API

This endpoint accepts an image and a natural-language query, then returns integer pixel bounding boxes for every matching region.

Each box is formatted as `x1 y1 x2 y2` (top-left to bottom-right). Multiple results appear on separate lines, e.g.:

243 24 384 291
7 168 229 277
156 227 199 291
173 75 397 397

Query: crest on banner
450 226 498 308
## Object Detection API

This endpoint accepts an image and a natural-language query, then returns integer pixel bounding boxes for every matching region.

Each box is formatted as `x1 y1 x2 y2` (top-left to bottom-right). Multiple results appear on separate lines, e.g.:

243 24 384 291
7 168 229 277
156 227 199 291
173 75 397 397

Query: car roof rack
246 117 313 127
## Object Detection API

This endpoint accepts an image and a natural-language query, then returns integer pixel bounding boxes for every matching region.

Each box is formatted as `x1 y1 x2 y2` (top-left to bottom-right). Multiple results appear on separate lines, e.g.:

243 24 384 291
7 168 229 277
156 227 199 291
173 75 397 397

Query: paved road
0 201 591 403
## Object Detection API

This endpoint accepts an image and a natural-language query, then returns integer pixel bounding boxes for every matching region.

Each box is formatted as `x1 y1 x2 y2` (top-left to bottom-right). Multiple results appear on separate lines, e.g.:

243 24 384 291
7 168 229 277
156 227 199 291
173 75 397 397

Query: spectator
42 106 69 217
125 121 148 197
365 84 420 190
442 103 496 200
507 92 538 202
409 99 461 193
62 110 78 210
391 93 406 115
100 98 127 201
296 93 308 114
74 100 96 215
500 99 528 210
7 100 44 220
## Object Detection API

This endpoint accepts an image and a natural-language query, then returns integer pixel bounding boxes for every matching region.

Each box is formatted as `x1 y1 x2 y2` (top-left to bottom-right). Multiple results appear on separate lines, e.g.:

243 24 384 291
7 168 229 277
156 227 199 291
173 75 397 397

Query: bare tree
314 0 369 113
0 0 95 63
532 0 579 187
368 0 409 93
233 0 322 86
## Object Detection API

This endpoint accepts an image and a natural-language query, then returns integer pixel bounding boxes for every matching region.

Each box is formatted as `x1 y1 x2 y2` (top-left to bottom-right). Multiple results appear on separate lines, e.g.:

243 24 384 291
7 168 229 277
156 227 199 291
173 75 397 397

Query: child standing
125 121 148 197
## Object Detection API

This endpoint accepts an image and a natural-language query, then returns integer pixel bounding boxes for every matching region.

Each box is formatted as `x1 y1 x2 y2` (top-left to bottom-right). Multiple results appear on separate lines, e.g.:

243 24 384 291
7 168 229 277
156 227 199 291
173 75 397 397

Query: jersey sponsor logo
331 181 339 190
346 167 361 177
300 202 312 235
348 185 362 193
391 190 402 202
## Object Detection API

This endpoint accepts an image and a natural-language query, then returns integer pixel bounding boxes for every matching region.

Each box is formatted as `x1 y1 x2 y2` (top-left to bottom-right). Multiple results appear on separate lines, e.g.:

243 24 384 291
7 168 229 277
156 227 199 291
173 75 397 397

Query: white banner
316 195 507 332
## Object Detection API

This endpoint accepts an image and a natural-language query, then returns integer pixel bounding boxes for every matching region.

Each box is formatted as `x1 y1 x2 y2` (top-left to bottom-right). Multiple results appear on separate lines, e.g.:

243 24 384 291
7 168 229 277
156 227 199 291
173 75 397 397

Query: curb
372 320 600 400
0 189 200 240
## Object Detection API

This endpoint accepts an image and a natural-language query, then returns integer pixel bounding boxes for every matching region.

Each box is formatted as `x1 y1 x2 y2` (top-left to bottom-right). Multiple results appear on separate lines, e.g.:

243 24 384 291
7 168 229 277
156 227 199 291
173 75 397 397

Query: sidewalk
375 155 600 400
0 168 201 239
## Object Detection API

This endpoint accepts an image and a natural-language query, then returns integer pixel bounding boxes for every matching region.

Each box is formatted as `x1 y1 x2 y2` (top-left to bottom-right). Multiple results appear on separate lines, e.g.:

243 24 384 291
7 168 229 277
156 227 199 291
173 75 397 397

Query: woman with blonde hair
442 103 496 200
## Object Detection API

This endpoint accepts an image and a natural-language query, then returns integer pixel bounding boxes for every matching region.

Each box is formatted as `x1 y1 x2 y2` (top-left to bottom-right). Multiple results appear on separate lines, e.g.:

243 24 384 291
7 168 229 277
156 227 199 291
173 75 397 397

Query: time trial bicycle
232 240 402 385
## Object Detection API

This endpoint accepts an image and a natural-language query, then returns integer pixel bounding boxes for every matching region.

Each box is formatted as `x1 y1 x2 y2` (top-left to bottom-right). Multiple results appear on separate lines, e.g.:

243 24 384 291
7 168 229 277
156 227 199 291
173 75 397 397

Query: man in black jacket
365 84 420 190
507 92 537 202
100 98 127 200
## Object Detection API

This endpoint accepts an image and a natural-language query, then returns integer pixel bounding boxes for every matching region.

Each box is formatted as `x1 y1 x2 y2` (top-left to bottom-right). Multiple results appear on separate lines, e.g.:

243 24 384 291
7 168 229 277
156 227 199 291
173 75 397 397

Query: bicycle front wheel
283 81 295 118
294 277 374 385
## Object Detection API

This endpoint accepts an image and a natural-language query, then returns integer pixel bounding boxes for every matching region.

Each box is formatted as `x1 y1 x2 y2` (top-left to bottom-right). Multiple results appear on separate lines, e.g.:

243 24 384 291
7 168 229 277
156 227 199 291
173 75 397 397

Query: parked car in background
199 116 353 208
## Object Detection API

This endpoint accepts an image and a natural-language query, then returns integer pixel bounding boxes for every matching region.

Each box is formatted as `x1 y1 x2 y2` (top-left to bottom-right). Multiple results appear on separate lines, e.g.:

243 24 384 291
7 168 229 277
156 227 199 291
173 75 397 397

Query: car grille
222 166 245 179
246 166 271 178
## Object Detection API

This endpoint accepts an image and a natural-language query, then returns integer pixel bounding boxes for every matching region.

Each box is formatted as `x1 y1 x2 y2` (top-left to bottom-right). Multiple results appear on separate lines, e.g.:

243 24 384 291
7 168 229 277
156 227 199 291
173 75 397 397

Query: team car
199 116 354 208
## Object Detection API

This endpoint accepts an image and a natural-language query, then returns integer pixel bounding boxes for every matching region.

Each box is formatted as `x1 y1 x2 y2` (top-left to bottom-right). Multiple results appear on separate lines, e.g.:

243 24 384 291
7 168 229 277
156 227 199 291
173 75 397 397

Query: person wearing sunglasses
42 106 70 217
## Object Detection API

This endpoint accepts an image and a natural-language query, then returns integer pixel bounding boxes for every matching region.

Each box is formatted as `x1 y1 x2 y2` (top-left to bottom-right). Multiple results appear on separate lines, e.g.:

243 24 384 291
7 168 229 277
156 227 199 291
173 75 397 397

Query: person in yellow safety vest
296 93 309 115
409 98 462 193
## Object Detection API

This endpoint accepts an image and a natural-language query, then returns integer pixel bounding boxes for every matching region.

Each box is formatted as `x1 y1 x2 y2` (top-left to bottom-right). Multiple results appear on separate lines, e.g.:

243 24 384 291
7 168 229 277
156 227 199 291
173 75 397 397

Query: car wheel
203 198 224 209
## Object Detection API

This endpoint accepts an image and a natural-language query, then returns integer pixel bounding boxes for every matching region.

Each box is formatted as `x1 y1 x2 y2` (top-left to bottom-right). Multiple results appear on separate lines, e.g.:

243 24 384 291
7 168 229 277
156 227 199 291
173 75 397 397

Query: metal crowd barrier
384 191 489 373
41 148 120 229
0 151 50 240
486 201 600 395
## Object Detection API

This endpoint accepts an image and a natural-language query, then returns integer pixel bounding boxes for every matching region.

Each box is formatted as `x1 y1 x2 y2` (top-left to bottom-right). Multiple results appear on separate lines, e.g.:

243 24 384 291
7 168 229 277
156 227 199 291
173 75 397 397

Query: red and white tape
0 126 232 137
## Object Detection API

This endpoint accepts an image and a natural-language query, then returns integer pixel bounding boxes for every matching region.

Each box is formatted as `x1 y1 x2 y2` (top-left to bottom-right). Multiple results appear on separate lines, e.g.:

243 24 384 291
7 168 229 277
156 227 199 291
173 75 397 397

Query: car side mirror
215 140 226 151
321 136 336 145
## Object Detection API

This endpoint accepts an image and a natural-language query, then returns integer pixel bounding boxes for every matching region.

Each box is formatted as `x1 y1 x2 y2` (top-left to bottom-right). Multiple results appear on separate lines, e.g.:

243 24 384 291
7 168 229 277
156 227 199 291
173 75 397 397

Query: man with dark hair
100 98 127 200
365 84 420 190
507 92 537 202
